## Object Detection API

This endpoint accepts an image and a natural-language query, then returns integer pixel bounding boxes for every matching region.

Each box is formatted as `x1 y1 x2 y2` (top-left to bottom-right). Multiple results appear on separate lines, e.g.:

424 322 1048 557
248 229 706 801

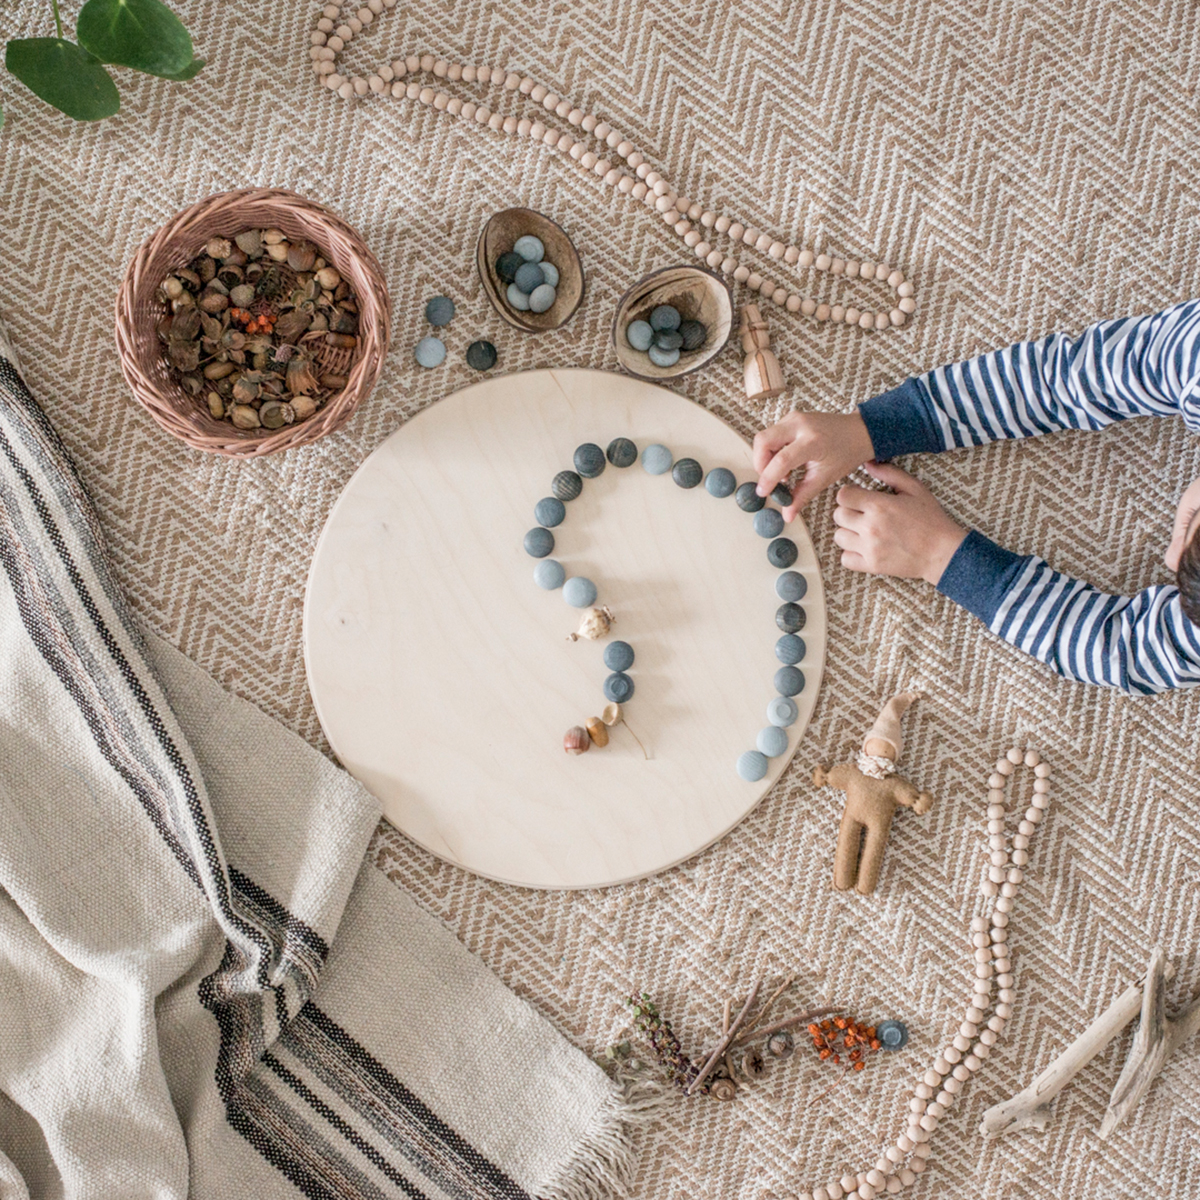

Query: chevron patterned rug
2 1 1199 1197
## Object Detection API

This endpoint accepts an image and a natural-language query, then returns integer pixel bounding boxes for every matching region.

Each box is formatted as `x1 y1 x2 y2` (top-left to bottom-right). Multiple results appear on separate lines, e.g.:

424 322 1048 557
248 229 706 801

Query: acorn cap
862 692 919 760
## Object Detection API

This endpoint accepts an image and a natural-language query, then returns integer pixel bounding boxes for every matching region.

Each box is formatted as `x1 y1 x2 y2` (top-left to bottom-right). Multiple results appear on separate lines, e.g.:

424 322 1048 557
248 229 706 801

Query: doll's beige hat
862 692 919 759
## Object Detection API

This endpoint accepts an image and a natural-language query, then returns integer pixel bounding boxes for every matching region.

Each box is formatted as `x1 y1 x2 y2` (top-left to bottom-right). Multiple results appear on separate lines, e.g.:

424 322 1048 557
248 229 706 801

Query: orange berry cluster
230 307 277 335
807 1017 881 1072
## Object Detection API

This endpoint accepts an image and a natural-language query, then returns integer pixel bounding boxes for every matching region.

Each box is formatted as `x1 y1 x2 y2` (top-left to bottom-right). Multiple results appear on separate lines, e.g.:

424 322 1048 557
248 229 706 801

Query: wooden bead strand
307 4 917 329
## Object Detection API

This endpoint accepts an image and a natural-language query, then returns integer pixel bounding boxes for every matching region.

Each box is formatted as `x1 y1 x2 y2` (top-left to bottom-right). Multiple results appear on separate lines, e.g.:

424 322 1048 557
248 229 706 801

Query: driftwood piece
979 953 1179 1139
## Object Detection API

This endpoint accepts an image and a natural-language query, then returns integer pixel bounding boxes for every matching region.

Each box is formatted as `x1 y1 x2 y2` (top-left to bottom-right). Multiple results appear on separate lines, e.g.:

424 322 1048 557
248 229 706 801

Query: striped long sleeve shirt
857 300 1200 694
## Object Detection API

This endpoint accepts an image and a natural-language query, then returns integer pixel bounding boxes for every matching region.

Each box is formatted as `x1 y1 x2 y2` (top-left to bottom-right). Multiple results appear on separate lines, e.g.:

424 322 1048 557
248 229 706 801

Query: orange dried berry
834 1018 848 1030
807 1024 820 1036
819 1048 831 1060
870 1038 881 1051
832 1054 841 1064
821 1020 833 1032
866 1027 877 1038
853 1061 866 1071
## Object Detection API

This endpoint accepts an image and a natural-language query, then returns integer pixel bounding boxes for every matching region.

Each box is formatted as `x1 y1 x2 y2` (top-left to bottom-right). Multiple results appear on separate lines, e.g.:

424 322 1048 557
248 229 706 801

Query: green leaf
158 55 204 81
4 38 120 121
76 0 193 78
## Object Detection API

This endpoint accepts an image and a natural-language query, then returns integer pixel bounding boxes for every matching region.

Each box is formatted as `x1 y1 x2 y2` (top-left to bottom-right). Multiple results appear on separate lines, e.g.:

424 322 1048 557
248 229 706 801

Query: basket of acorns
116 188 391 457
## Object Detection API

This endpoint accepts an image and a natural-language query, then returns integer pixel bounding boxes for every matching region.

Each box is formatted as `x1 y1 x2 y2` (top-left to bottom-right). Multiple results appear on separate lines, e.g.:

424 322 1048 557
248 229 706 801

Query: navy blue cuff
858 378 946 460
936 530 1028 624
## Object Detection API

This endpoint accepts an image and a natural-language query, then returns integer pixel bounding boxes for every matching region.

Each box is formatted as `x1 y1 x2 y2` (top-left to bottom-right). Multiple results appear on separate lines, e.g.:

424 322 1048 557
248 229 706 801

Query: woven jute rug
2 1 1198 1197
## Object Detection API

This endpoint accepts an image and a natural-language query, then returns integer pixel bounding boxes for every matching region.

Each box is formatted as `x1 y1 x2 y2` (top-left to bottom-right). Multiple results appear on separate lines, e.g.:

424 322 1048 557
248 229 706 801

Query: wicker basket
115 188 391 457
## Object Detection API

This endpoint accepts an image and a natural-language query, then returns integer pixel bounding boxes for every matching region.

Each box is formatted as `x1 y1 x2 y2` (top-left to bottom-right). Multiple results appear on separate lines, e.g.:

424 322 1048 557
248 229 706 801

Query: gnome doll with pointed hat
813 692 934 895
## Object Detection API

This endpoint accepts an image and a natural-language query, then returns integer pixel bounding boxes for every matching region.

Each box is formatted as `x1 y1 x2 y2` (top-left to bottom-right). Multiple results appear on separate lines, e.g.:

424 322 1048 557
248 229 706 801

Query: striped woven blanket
0 321 633 1200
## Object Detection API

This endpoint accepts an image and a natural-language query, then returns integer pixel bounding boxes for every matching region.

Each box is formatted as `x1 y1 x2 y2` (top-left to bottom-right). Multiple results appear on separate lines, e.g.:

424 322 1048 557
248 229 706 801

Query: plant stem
686 978 762 1095
51 0 63 40
730 1005 842 1048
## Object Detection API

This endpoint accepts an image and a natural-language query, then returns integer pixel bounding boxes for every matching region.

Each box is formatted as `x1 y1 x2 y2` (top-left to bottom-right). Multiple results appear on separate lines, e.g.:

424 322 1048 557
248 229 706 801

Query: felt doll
812 692 933 895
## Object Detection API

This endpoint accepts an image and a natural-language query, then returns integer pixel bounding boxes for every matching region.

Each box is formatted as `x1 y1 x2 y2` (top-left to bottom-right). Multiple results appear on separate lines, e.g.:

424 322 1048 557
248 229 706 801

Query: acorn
585 717 609 748
564 726 590 755
766 1030 795 1059
709 1077 737 1101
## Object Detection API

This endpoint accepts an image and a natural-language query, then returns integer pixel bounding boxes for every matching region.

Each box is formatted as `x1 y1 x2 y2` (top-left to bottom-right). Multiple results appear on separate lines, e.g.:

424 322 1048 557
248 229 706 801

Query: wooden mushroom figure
740 304 785 401
812 692 932 895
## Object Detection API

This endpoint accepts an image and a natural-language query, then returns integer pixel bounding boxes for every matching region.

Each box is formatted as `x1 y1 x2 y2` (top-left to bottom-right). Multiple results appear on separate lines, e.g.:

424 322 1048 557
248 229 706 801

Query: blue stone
534 559 565 589
768 538 799 568
574 443 606 478
414 336 446 368
539 261 560 287
506 282 531 311
705 467 736 497
604 640 635 671
535 497 566 527
496 252 523 283
767 696 798 727
648 344 681 368
649 304 681 331
757 725 789 757
776 603 806 633
425 295 455 326
772 482 793 507
678 319 707 350
736 750 768 782
514 262 545 294
774 666 805 697
524 527 554 558
625 320 654 351
529 283 557 313
513 235 545 262
776 571 808 602
563 576 597 607
607 437 638 467
754 508 785 539
672 458 702 488
642 444 673 475
654 329 683 351
775 634 806 664
604 672 635 702
735 482 766 512
552 470 582 500
876 1020 909 1050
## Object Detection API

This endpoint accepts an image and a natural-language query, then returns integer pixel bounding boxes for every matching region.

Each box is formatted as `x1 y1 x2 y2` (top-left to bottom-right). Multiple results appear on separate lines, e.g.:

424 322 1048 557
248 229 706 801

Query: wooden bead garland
307 2 917 328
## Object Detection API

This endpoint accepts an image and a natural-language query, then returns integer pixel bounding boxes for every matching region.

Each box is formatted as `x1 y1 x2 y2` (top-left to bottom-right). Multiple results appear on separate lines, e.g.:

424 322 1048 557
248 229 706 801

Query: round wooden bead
563 577 598 608
535 497 566 527
776 571 807 602
768 538 799 568
606 437 638 468
705 467 737 497
776 602 806 633
736 750 768 782
672 458 703 488
524 527 554 558
767 696 799 727
735 482 766 512
552 470 583 501
573 443 606 478
775 634 806 665
754 508 785 539
757 725 788 757
641 444 673 475
604 641 635 672
774 666 805 697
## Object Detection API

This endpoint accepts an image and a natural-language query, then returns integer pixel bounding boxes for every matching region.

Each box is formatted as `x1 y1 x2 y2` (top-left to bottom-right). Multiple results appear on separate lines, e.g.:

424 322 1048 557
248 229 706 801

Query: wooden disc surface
304 368 826 888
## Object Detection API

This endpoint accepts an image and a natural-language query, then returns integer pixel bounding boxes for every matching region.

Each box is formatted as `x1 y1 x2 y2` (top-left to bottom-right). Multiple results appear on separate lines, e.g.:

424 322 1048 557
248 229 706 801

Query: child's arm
859 300 1200 461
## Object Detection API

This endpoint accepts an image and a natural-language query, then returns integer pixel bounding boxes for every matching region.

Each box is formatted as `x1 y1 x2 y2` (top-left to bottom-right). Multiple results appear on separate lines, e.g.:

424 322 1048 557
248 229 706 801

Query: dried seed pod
291 395 318 421
285 355 320 396
325 332 357 350
206 391 224 419
231 374 261 405
321 372 348 390
206 237 233 260
223 246 248 267
229 284 255 308
217 263 244 288
234 229 262 257
230 405 261 429
259 400 295 430
170 307 202 342
162 276 184 300
585 717 609 748
266 242 290 262
741 1049 766 1078
262 228 286 245
330 309 359 335
199 291 228 314
196 256 216 283
564 726 590 755
709 1077 737 1102
168 341 199 372
287 240 317 272
601 702 622 727
315 266 341 290
204 360 236 381
766 1031 795 1059
274 307 313 342
567 606 616 642
176 267 201 288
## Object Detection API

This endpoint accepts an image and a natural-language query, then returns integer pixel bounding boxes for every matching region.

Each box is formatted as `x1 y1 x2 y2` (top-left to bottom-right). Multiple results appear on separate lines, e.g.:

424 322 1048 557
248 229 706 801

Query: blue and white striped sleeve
858 300 1200 458
937 531 1200 693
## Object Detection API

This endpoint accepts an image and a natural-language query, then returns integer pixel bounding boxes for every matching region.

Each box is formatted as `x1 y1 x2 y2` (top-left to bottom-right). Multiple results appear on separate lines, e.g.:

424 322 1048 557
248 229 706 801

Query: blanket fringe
537 1067 677 1200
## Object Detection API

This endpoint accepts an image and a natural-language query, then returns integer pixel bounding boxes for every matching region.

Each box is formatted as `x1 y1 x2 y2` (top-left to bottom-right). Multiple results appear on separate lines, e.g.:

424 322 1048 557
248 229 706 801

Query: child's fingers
751 424 798 473
832 526 860 552
831 504 864 530
785 469 828 515
835 483 871 512
754 443 803 498
839 549 869 573
863 460 923 494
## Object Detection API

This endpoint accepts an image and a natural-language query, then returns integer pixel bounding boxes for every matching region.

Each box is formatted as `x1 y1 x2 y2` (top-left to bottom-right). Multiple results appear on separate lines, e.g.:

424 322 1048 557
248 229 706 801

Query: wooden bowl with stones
476 207 584 334
612 265 733 382
116 187 391 458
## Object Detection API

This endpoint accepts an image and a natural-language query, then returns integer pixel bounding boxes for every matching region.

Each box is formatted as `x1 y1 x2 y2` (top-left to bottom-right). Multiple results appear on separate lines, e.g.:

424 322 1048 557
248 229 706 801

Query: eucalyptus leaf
4 38 120 121
76 0 193 78
158 56 205 82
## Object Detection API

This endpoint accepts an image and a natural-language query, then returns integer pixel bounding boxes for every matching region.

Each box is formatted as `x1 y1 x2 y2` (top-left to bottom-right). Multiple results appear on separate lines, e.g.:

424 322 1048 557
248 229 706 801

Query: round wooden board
304 368 826 889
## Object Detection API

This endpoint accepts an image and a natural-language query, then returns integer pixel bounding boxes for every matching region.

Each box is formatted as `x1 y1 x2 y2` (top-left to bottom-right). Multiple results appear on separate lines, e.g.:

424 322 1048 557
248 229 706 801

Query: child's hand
753 412 876 521
833 462 968 585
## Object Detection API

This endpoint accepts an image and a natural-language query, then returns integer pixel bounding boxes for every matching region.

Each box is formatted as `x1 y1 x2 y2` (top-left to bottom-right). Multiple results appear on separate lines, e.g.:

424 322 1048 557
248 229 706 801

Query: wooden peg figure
812 692 933 895
740 304 785 401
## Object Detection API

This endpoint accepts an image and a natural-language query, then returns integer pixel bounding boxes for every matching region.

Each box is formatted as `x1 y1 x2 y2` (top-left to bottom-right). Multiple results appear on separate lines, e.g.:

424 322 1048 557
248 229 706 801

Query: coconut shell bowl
115 188 391 458
612 265 733 381
476 207 585 333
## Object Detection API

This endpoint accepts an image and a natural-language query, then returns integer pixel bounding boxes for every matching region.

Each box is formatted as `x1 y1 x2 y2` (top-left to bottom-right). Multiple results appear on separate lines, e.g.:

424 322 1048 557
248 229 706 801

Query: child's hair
1179 526 1200 627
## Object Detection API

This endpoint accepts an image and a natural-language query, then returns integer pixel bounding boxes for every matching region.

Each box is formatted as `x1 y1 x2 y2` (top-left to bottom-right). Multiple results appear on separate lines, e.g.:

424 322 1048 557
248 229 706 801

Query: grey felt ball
775 634 806 664
767 696 799 727
672 458 702 488
535 497 566 527
756 726 789 758
540 261 560 287
774 666 805 696
648 344 681 368
606 437 638 467
552 470 583 501
768 538 799 568
574 443 606 478
534 559 566 589
641 444 673 475
528 283 557 313
649 304 681 331
524 527 554 558
705 468 737 497
754 508 785 539
736 750 768 782
775 571 808 602
513 235 545 262
514 262 545 294
603 671 635 702
506 283 531 311
563 576 597 607
776 602 806 633
735 482 766 512
604 641 635 672
625 320 654 351
414 336 446 368
425 295 455 326
654 329 683 351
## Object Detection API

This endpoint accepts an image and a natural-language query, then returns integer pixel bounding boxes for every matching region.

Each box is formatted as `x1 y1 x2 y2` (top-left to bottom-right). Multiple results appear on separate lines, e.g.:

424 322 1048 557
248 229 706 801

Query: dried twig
731 1005 842 1048
721 998 736 1083
687 979 762 1095
738 973 797 1040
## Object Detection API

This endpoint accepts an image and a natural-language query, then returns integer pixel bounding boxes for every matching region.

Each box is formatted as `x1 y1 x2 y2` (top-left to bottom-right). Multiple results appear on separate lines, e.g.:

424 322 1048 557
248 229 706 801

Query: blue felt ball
774 666 805 697
424 295 455 326
603 672 635 702
649 304 681 331
775 634 806 665
514 262 545 294
768 538 799 568
641 444 673 475
776 571 808 602
735 482 766 513
506 283 531 311
414 336 446 368
736 750 768 782
563 576 597 607
607 437 638 467
756 725 789 757
524 527 554 558
529 283 557 313
535 497 566 528
767 696 799 727
754 508 785 539
539 261 560 287
534 559 565 589
604 641 635 672
648 344 681 368
705 467 737 498
625 320 654 351
513 235 545 262
574 443 606 478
